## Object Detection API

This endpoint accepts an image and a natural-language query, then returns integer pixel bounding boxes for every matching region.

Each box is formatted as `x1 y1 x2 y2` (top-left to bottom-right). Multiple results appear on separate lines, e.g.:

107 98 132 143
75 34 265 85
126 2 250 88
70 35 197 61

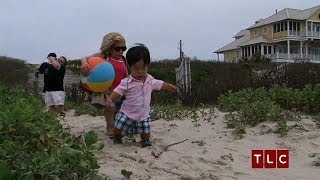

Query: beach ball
81 57 115 92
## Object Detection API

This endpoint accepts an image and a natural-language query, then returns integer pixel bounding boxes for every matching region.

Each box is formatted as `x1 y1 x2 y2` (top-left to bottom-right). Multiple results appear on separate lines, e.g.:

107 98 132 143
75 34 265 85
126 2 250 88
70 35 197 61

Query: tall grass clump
217 84 320 138
0 84 103 179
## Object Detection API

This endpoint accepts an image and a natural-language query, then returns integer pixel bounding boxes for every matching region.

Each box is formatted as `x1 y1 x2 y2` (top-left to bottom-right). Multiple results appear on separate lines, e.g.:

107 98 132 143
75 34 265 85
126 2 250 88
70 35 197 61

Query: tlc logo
252 149 289 168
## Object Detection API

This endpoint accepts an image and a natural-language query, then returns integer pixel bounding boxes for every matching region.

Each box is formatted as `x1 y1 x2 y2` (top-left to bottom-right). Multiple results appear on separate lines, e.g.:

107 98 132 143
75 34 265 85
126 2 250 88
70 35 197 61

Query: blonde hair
100 32 126 56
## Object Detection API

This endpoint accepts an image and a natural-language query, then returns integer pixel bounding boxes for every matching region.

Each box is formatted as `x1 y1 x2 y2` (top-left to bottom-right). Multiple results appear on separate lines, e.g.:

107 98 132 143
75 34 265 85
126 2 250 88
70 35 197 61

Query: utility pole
179 40 183 61
176 40 191 94
179 40 186 91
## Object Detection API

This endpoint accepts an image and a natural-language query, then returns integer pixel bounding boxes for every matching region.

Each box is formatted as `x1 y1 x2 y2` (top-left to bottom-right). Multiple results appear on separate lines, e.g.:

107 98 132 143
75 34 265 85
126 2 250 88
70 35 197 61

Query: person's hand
48 56 57 62
169 84 177 93
44 68 48 75
106 96 114 108
80 58 90 76
172 85 178 93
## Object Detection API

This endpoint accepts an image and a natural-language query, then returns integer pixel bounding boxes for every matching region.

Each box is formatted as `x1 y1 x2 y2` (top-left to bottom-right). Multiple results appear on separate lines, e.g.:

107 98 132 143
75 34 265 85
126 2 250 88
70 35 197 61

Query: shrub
0 84 103 179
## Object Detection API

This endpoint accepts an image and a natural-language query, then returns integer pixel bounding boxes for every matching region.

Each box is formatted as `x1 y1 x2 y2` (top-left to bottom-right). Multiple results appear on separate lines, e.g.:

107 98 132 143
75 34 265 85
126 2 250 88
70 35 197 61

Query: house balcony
266 53 320 63
289 30 301 36
306 31 320 39
286 30 320 39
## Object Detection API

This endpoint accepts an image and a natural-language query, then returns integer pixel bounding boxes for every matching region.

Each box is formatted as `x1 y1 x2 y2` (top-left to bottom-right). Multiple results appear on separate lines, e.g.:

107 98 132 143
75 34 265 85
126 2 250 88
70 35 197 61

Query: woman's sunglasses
113 46 127 52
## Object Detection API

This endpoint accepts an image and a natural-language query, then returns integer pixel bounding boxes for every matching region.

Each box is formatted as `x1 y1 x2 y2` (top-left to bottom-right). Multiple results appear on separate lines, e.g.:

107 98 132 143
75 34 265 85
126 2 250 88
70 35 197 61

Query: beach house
215 5 320 63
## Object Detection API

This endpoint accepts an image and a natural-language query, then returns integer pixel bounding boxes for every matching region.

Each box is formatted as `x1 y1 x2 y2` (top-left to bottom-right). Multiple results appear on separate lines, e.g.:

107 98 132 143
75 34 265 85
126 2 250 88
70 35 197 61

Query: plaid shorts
115 111 151 134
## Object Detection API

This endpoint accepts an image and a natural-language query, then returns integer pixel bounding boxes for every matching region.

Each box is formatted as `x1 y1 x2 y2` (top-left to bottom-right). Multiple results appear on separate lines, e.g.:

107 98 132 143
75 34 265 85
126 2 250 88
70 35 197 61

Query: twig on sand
151 139 188 158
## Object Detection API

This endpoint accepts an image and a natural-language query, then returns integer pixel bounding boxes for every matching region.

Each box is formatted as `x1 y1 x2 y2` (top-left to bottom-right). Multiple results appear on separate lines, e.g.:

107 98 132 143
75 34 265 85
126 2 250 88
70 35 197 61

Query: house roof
214 30 250 53
240 35 271 46
248 5 320 29
233 29 248 39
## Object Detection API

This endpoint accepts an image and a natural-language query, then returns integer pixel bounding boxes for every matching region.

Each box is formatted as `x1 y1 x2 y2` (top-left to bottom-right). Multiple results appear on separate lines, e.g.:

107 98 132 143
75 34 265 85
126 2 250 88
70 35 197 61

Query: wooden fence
175 57 191 92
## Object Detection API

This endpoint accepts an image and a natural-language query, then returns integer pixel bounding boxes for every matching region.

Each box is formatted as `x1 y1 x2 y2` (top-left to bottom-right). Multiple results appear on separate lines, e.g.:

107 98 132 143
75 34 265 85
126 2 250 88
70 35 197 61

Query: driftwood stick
152 139 188 158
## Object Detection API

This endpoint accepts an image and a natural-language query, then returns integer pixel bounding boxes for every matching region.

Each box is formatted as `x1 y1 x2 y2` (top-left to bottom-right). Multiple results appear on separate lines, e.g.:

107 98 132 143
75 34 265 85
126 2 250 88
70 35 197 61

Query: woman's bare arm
80 52 104 76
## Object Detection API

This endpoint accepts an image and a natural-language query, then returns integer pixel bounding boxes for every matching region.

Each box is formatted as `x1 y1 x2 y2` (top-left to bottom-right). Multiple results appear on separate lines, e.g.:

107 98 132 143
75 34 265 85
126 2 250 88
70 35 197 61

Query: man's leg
49 106 56 112
52 91 66 117
44 91 55 112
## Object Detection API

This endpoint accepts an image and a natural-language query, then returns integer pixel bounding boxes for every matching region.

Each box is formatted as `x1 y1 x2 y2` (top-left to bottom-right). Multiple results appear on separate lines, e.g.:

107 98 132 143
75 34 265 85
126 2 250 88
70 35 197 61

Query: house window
268 46 272 54
279 46 288 53
263 27 268 34
277 23 281 32
264 46 267 54
308 22 311 31
290 47 298 54
254 29 258 36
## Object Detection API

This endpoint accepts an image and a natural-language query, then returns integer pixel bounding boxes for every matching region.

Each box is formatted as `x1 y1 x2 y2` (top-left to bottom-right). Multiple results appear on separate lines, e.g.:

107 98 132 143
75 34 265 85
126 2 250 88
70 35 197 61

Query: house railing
286 31 320 38
307 31 320 38
267 53 320 61
289 30 301 36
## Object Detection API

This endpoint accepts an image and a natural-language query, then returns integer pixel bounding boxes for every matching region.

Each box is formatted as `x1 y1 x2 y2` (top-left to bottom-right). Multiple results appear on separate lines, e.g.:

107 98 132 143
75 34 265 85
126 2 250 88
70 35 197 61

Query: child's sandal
141 139 151 148
113 136 123 144
58 112 66 118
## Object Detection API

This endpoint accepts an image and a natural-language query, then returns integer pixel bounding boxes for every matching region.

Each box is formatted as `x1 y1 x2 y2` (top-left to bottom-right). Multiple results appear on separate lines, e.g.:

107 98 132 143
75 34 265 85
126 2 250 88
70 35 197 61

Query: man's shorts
115 111 151 134
44 91 65 107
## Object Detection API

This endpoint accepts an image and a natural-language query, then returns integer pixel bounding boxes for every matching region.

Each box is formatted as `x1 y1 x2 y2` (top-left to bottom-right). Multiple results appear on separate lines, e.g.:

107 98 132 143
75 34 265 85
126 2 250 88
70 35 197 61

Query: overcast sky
1 0 319 63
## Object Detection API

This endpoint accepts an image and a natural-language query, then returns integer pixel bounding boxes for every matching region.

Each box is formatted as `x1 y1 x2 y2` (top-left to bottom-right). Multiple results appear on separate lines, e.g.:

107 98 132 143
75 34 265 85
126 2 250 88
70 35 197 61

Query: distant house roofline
247 5 320 29
214 30 250 53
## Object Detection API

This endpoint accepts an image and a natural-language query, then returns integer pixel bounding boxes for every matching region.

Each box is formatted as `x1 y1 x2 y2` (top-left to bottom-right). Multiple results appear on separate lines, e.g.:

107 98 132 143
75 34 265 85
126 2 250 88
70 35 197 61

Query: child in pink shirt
107 44 177 147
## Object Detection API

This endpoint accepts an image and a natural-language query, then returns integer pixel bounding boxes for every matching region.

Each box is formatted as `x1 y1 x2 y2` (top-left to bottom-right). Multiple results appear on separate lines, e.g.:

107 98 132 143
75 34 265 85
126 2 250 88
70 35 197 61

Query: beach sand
61 109 320 180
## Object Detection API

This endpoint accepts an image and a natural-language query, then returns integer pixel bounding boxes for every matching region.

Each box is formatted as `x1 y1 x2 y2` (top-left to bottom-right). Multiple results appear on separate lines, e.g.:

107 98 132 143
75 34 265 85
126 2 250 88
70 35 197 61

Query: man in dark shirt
36 52 57 93
36 53 67 117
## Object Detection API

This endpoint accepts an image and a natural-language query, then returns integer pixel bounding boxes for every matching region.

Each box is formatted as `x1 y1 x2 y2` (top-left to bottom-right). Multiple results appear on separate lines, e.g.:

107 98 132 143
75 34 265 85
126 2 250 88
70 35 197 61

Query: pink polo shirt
113 74 163 121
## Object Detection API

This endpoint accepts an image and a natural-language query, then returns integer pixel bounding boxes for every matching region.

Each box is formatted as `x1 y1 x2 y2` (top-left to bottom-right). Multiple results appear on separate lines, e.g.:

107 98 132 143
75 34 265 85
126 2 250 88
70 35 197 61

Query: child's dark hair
47 52 57 58
126 43 150 67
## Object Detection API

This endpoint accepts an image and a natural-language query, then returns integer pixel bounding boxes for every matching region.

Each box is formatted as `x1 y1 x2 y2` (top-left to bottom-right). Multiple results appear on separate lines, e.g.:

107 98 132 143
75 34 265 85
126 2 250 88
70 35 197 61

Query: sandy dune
61 109 320 180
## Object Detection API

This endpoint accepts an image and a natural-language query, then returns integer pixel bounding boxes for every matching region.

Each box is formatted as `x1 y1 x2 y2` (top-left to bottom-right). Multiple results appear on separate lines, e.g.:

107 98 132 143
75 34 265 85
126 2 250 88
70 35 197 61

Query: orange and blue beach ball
81 57 115 93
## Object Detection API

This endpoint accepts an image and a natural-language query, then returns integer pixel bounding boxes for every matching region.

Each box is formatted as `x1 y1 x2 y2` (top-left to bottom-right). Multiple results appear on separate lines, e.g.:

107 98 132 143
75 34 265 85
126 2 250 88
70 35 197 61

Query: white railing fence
175 57 191 93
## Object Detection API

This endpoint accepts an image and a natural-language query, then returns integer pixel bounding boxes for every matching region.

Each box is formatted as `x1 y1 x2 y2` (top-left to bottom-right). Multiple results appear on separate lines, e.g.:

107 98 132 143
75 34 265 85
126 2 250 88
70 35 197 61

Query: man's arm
38 63 50 74
49 57 61 70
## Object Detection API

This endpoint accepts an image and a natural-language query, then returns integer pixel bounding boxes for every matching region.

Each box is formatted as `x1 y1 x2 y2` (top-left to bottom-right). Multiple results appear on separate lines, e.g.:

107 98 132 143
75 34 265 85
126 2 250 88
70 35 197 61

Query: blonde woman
81 32 128 138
